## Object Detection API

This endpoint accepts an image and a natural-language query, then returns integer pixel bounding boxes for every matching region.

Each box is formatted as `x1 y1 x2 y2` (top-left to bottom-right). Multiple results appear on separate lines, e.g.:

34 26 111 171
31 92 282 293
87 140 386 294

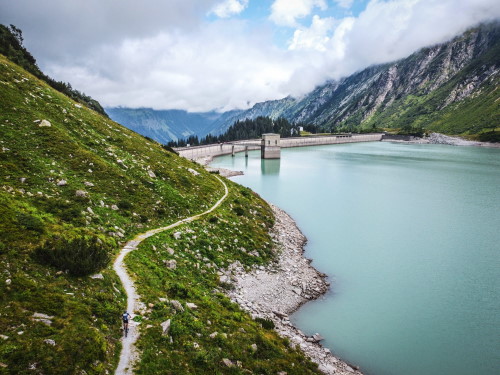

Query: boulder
75 190 87 197
186 303 198 310
160 319 171 336
166 260 177 269
170 300 184 312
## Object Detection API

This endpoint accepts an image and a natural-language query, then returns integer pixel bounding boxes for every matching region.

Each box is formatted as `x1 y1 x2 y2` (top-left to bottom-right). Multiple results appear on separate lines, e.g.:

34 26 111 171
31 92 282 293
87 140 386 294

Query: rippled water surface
210 142 500 375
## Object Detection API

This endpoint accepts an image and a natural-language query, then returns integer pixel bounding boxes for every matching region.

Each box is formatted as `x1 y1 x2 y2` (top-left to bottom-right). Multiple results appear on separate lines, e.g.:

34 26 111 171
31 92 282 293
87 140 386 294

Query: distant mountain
105 107 243 144
107 23 499 142
219 22 500 137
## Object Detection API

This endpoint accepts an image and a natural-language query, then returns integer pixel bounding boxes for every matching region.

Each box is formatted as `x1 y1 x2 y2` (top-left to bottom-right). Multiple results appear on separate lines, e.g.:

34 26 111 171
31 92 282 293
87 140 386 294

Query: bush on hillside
34 233 115 276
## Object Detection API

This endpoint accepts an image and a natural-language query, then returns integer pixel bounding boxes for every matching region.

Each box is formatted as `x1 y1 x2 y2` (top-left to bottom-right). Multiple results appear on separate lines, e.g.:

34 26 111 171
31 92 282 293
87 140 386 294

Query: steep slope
0 54 324 375
221 22 500 137
0 24 107 117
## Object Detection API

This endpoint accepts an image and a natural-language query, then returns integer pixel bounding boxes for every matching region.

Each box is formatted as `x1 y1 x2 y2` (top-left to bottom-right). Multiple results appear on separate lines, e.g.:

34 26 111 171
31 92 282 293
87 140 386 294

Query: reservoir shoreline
222 203 363 375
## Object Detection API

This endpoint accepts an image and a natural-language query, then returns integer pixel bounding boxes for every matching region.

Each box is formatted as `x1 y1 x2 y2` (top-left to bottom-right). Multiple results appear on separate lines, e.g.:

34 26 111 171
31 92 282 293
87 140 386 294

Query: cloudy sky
1 0 499 112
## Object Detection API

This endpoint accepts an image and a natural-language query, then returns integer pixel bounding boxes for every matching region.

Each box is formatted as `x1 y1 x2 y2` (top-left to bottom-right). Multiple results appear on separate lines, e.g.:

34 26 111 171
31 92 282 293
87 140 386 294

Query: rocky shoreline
195 155 244 177
382 132 500 148
221 204 363 375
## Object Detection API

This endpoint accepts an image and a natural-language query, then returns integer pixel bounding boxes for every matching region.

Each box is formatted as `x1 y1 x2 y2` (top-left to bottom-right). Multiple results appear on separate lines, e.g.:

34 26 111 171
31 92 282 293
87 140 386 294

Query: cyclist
122 311 131 335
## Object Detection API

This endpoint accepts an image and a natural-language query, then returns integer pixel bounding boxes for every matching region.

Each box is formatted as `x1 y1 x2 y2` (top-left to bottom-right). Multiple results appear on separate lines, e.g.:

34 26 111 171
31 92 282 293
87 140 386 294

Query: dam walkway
175 133 384 160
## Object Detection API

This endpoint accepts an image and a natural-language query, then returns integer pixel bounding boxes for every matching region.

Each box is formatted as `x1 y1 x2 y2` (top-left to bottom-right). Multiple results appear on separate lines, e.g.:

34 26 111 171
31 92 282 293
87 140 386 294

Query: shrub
16 212 44 233
34 233 115 276
233 207 245 216
254 317 275 330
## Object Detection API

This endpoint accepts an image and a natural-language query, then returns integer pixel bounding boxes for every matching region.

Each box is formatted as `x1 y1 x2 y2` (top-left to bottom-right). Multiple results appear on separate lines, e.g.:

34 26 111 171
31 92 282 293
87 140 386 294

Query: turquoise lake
210 142 500 375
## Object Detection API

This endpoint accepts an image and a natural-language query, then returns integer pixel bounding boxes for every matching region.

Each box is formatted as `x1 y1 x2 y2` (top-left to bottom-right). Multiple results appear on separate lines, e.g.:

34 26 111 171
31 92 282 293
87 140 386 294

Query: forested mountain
167 116 300 147
110 23 499 143
105 107 243 144
217 22 500 138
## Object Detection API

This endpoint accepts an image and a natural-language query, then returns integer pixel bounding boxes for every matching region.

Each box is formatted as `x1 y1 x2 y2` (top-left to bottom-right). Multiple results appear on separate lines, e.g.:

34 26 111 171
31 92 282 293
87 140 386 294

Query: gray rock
250 343 257 352
166 259 177 269
111 204 119 210
186 303 198 310
84 181 94 187
75 190 87 197
170 300 184 312
312 333 324 342
167 247 175 255
39 119 51 127
90 273 104 279
147 169 156 178
44 339 56 346
173 232 181 239
160 319 171 336
209 332 218 338
221 358 233 367
318 364 337 373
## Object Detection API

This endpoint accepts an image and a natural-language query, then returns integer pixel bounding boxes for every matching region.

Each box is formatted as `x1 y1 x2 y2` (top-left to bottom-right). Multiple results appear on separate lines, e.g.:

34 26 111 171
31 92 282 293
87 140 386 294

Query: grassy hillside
0 54 322 374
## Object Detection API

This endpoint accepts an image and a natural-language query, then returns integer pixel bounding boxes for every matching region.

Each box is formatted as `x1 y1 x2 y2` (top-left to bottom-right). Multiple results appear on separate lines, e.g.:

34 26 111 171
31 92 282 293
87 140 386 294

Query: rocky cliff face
223 22 500 135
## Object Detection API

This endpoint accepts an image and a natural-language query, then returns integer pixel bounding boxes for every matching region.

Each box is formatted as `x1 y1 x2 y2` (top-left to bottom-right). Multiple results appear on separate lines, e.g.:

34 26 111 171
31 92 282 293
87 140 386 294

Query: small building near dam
261 133 281 159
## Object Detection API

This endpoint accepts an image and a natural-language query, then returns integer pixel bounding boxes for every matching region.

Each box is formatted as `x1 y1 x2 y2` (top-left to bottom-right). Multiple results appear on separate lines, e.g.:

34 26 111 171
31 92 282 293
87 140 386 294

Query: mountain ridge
111 22 499 142
223 22 500 136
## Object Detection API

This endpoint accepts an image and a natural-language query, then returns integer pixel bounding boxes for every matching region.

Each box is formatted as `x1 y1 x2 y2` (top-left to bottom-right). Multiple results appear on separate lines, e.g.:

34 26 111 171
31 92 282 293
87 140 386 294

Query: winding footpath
113 176 229 375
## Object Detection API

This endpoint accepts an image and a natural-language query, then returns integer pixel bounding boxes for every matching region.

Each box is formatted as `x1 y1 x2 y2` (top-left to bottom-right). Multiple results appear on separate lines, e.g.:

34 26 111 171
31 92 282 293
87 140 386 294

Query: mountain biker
122 311 131 333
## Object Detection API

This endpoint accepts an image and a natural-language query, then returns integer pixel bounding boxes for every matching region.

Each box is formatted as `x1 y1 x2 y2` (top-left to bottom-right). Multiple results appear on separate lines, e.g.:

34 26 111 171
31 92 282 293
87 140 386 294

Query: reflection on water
261 158 280 175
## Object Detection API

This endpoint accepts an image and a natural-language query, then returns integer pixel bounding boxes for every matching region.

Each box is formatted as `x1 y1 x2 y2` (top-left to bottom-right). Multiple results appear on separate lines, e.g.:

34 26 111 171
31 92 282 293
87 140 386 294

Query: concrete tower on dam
261 133 281 159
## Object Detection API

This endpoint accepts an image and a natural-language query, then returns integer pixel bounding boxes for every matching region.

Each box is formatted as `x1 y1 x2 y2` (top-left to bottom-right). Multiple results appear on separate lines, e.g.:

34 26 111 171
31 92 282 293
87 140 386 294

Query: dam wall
176 133 384 160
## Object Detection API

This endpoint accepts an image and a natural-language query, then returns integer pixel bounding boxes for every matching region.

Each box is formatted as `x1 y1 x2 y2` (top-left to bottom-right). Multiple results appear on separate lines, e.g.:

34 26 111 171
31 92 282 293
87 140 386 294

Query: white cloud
270 0 327 27
289 15 335 51
211 0 249 18
47 21 296 112
1 0 499 112
334 0 354 9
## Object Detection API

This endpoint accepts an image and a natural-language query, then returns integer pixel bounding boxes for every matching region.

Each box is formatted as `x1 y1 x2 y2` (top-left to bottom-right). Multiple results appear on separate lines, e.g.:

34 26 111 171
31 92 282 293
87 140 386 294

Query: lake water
210 142 500 375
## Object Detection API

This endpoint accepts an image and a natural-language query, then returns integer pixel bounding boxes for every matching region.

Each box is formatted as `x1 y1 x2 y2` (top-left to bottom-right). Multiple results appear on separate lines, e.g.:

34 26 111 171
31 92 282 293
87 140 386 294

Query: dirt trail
113 176 229 374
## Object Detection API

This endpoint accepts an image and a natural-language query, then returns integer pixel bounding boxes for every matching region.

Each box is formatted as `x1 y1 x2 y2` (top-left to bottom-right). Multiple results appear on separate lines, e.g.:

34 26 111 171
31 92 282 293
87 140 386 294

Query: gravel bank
194 155 244 177
383 132 500 148
224 204 363 375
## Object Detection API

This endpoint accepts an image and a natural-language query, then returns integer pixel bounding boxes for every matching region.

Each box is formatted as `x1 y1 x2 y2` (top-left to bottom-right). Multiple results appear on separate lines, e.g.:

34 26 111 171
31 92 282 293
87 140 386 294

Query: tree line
0 24 108 117
167 116 304 147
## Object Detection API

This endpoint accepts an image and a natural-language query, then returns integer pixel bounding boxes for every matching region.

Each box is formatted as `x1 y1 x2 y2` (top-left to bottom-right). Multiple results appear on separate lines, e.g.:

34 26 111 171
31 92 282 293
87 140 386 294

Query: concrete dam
175 133 384 160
